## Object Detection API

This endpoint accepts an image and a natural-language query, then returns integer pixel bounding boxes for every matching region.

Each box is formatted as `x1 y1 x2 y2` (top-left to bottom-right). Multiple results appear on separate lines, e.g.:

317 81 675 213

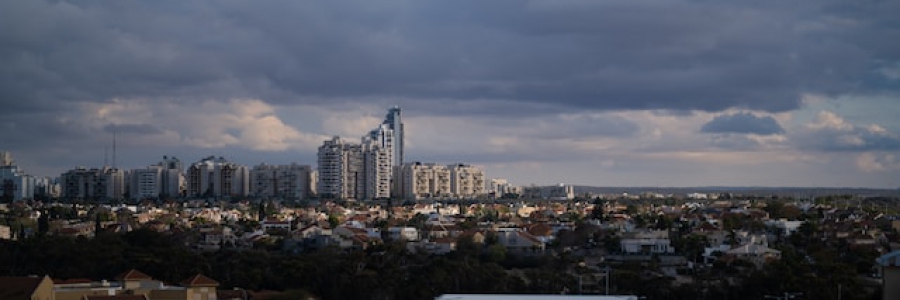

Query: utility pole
604 265 611 295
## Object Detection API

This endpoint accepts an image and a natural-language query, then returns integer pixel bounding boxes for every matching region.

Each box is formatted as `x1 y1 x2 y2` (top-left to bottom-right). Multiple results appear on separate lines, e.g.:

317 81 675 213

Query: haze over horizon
2 1 899 188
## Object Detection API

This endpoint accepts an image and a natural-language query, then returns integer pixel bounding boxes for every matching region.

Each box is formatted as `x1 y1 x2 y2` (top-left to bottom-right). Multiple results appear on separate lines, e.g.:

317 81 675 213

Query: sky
1 0 899 188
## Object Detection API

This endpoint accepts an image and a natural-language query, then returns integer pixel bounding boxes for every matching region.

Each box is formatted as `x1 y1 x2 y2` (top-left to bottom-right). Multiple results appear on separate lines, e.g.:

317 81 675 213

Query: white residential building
187 156 249 198
620 230 674 254
33 177 60 199
317 136 364 200
388 227 420 241
398 162 451 200
365 107 403 197
156 156 185 198
317 135 394 200
362 138 392 199
766 219 805 236
383 106 404 167
489 178 522 198
130 167 162 200
448 164 486 199
0 151 11 166
250 163 314 199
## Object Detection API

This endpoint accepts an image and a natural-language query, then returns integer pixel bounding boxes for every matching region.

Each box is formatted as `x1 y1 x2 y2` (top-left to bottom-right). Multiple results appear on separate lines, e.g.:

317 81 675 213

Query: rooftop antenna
104 146 109 167
112 129 117 169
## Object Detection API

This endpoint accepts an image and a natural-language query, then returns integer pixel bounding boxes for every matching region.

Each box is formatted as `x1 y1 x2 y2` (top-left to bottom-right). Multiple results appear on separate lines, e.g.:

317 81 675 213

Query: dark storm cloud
701 112 785 135
796 126 900 152
540 115 640 139
2 0 898 116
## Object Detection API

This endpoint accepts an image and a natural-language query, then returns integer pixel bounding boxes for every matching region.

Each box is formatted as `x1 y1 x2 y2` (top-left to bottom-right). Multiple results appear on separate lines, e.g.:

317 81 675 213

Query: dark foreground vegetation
0 226 883 300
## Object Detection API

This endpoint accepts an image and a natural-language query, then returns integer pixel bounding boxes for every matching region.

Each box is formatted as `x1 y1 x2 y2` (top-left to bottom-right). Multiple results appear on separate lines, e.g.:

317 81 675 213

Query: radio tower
112 130 117 169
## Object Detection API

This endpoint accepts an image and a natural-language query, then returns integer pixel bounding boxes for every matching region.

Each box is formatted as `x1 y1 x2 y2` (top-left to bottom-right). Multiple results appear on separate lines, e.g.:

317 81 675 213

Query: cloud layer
1 0 898 188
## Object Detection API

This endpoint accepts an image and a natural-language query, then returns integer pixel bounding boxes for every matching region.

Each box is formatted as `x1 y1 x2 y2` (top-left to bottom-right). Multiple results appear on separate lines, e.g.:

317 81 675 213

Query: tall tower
383 106 403 167
318 136 364 200
0 151 12 166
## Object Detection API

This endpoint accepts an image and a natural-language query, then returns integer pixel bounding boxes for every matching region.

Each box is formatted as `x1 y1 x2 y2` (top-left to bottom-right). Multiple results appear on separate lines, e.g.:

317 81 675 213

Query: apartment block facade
250 163 315 199
0 152 35 201
448 164 486 199
187 156 249 198
397 162 451 200
61 166 125 201
317 136 391 200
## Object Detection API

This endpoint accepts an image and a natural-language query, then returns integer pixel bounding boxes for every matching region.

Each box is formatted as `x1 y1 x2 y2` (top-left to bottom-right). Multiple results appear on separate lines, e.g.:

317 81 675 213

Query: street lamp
604 265 611 295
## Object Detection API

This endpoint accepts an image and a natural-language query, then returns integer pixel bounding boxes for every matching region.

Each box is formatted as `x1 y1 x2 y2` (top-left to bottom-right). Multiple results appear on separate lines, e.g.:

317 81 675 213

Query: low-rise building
495 228 546 255
619 230 674 254
387 227 419 241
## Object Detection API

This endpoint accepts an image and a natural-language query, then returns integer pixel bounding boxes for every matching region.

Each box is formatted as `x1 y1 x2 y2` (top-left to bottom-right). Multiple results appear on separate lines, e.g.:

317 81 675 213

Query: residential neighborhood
1 191 899 299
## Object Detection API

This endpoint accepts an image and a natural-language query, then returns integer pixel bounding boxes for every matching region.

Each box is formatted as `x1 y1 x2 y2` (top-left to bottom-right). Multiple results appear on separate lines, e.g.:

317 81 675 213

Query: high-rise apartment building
61 166 125 201
489 178 522 198
318 136 358 199
130 167 162 200
0 152 35 201
0 151 12 166
317 106 403 201
362 138 392 199
187 156 249 198
382 106 404 167
366 107 404 197
128 156 185 200
250 163 314 200
318 137 346 199
396 162 451 200
158 156 185 198
33 177 60 199
448 164 486 199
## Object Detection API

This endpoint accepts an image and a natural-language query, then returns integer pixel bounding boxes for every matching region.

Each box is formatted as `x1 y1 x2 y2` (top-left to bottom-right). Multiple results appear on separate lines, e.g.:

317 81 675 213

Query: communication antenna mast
112 129 117 169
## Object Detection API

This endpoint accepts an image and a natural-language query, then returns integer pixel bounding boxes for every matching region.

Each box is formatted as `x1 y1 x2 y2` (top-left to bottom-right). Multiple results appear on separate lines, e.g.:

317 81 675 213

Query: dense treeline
0 229 570 299
0 226 884 299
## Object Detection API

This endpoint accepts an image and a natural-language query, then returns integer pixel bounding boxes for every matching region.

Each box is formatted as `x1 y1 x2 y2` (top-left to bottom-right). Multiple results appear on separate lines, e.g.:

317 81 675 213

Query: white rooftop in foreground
435 295 639 300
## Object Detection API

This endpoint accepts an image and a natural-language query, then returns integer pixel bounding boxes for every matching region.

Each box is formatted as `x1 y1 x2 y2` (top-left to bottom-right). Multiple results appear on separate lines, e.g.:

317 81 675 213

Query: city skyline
1 1 899 188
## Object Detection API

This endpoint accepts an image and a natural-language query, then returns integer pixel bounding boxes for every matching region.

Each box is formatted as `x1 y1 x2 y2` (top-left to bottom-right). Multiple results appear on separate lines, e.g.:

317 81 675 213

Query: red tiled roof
181 274 219 287
115 269 153 281
517 231 544 245
0 276 48 300
525 223 553 237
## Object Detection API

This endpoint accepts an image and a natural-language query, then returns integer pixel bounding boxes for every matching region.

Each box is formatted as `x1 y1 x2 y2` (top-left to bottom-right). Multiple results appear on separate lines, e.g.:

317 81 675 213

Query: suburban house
619 230 674 254
51 270 221 300
387 227 419 241
495 228 546 255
